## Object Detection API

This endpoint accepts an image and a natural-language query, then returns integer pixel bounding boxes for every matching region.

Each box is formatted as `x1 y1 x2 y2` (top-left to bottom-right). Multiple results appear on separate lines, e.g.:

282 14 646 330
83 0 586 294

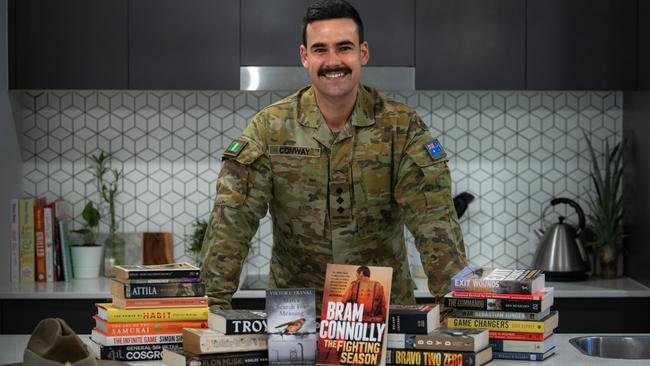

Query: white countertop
0 334 648 365
0 276 649 300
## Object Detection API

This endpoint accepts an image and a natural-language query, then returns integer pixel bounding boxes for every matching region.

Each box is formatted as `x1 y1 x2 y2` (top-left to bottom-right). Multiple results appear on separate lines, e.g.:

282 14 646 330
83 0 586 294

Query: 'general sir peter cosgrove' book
316 263 393 366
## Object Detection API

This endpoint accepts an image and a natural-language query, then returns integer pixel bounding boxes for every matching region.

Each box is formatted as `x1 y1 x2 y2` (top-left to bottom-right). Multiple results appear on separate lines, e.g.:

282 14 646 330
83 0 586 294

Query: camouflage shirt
200 85 467 309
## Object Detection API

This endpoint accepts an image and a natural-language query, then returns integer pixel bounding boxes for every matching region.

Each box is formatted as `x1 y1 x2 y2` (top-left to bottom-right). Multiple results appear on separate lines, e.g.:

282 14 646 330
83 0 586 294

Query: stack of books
444 266 558 361
385 304 493 366
162 307 268 365
88 263 209 362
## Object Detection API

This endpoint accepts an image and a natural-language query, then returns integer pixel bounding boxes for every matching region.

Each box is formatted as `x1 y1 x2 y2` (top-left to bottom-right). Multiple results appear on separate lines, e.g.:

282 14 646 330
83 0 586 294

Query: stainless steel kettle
532 197 590 280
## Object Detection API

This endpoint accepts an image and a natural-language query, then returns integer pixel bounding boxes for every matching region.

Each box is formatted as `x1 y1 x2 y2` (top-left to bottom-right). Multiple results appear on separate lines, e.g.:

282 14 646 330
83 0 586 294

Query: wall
18 89 622 278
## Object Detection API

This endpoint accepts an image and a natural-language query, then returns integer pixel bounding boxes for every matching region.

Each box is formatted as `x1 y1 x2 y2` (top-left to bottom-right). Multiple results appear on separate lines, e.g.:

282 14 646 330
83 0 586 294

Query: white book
43 206 54 282
10 199 19 283
91 328 183 346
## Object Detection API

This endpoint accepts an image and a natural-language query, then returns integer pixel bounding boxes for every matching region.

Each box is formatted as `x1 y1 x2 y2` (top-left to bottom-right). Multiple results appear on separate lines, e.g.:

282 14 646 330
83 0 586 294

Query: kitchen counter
0 334 647 365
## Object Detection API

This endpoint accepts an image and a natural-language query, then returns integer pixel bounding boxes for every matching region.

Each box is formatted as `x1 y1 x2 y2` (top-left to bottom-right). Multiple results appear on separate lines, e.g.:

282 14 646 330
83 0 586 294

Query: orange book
34 199 46 282
112 296 208 309
93 315 207 336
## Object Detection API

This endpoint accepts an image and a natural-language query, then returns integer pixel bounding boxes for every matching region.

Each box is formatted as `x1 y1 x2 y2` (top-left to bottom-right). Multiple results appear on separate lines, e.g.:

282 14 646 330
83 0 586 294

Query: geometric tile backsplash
20 90 622 278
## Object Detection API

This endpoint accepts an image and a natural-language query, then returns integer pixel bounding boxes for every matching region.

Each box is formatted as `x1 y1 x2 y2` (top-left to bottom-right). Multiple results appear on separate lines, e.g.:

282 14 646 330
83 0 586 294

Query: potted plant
70 201 104 278
584 132 626 278
186 219 208 266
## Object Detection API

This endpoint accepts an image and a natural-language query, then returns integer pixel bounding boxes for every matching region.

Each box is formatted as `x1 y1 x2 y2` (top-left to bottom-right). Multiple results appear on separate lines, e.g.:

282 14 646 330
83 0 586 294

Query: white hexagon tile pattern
20 90 622 277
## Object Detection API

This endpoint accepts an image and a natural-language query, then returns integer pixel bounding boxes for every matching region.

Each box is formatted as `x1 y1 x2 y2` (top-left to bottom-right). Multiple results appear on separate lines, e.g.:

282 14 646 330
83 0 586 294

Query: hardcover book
453 308 551 321
95 303 208 323
182 328 268 354
93 316 207 336
489 334 555 353
112 262 200 281
110 279 206 299
387 328 489 352
443 289 553 313
451 266 545 294
447 311 559 336
87 339 182 361
388 304 439 334
266 288 318 365
316 263 393 366
386 346 492 366
208 308 267 334
112 295 208 309
488 331 547 341
162 349 269 366
91 328 183 346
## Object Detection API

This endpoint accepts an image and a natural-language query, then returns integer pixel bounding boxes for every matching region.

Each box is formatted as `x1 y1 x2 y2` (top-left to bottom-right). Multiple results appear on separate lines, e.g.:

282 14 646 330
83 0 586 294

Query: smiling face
300 18 369 104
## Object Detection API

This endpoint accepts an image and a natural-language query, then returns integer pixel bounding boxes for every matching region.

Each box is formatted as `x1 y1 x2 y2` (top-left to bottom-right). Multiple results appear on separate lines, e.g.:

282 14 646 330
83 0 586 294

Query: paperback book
443 289 553 313
111 280 206 299
162 349 269 366
492 347 556 361
386 347 492 366
182 328 268 354
388 304 439 334
451 266 545 294
208 308 267 334
91 328 183 346
95 303 208 323
447 311 559 336
112 262 200 281
452 308 551 321
266 288 317 365
387 328 489 352
316 263 393 366
112 295 208 309
489 334 555 353
87 339 182 361
93 316 207 336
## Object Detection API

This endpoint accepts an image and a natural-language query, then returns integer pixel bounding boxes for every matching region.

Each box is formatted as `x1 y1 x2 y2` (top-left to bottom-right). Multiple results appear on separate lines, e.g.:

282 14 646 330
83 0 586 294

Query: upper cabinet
415 0 525 90
240 0 414 67
527 0 637 90
11 0 128 89
128 0 239 89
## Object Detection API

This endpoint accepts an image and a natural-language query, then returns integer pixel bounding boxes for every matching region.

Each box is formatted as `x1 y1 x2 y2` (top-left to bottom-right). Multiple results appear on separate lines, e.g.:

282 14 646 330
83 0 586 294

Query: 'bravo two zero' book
316 263 393 366
451 266 545 294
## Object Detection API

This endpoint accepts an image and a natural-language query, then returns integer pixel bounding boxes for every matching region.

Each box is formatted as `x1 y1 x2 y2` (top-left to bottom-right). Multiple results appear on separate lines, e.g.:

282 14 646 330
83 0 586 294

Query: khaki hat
4 318 125 366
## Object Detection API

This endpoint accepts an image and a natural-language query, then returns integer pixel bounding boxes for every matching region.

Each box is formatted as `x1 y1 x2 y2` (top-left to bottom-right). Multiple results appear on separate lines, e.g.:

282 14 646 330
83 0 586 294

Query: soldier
341 266 387 323
200 0 468 309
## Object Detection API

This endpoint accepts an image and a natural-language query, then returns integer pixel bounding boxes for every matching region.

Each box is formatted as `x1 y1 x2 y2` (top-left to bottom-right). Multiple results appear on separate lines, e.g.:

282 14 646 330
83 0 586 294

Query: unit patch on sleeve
424 138 446 160
224 137 249 158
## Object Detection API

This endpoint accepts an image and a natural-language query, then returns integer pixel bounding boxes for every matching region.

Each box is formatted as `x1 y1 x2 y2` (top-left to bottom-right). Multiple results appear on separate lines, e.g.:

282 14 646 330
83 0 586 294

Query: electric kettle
532 197 590 280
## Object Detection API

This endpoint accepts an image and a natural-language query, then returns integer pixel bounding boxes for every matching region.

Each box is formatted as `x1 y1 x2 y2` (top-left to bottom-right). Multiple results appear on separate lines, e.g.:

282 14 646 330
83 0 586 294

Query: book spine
94 342 183 361
34 202 46 282
58 219 73 281
451 279 534 294
489 338 549 353
95 317 207 336
95 331 183 346
162 349 268 366
388 312 430 334
10 199 19 283
116 296 208 309
185 332 268 354
386 349 476 366
225 318 267 334
43 206 54 282
104 306 209 323
453 309 547 321
53 215 63 281
116 282 206 299
489 331 545 341
451 290 545 300
444 296 545 313
388 334 476 352
124 270 201 280
492 350 553 361
121 277 202 284
19 198 35 284
447 317 547 333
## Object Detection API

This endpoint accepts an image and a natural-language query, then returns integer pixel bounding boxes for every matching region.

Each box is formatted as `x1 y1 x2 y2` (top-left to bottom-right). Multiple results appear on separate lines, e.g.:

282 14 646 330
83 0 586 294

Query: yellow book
447 311 558 335
96 303 208 323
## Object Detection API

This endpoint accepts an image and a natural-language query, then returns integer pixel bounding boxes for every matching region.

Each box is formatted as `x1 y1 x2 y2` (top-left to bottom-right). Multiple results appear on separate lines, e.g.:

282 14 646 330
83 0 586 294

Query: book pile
444 266 558 361
386 304 493 366
88 263 209 362
162 307 268 365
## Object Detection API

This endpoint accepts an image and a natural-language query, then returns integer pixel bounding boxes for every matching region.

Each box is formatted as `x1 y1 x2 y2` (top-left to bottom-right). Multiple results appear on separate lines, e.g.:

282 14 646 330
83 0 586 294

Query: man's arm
200 122 272 309
394 113 468 300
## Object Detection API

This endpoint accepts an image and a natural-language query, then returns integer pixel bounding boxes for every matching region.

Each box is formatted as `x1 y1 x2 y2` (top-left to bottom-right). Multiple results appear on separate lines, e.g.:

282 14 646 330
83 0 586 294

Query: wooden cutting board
142 232 173 264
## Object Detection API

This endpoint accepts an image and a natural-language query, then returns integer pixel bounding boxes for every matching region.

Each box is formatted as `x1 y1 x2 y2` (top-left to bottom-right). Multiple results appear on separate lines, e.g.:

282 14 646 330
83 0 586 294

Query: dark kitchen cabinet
10 0 128 89
415 0 525 90
241 0 414 66
128 0 240 89
527 0 637 90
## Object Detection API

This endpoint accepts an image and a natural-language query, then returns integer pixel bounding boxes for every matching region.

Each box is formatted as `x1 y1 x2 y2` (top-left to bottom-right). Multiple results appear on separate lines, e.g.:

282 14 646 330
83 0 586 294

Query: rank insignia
224 138 248 158
425 138 445 159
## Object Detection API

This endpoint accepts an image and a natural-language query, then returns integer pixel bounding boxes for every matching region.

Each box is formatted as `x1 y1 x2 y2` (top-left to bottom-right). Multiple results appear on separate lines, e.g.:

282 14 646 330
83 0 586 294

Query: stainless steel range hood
240 66 414 91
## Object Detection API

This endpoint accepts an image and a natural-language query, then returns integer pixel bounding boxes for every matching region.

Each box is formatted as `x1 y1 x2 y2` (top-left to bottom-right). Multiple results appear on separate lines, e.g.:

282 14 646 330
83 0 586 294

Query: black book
162 349 269 366
112 262 200 281
88 339 182 361
443 291 553 313
388 304 439 334
111 280 206 299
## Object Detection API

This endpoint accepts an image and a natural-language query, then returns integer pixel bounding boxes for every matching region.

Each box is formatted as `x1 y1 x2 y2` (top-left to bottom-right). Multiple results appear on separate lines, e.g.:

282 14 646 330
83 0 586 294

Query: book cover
95 303 209 323
447 311 559 335
489 334 555 353
387 328 489 352
162 348 269 366
18 197 35 284
316 264 393 366
93 316 207 336
182 328 268 354
453 308 551 321
87 339 182 361
208 308 267 334
386 346 492 366
112 295 208 309
10 198 19 283
34 199 46 282
443 290 553 313
492 347 555 361
488 331 547 341
451 266 545 294
266 288 318 365
388 304 439 334
112 262 200 281
111 279 206 299
58 219 73 282
91 328 183 346
43 204 55 282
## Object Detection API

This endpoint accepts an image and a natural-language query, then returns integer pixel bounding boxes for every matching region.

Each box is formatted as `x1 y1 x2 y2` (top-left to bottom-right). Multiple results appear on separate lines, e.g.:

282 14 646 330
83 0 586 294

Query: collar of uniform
297 85 376 129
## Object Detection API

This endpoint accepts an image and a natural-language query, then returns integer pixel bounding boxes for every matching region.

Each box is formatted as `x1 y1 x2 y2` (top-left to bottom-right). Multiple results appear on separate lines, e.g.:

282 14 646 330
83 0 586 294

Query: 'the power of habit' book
208 308 267 334
266 288 318 365
451 266 545 294
316 263 393 366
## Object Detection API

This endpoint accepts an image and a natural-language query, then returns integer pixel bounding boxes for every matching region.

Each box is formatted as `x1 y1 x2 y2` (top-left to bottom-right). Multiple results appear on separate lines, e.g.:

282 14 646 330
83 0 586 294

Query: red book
451 287 552 300
34 199 47 282
489 331 548 341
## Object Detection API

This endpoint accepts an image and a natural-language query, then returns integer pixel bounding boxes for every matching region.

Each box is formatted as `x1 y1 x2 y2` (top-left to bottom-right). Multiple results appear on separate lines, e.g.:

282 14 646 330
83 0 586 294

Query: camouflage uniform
200 85 467 309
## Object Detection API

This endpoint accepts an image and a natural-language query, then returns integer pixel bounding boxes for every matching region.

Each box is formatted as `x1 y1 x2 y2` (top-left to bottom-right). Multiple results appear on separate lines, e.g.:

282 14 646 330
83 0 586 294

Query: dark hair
302 0 364 46
356 265 370 277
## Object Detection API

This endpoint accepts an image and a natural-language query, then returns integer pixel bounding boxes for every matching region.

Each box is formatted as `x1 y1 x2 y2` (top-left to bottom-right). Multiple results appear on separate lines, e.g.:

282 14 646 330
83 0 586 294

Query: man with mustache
200 0 467 310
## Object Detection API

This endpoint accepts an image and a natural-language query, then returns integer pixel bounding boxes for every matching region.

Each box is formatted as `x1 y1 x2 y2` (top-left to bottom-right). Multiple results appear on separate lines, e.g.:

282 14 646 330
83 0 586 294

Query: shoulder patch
425 139 446 160
224 137 248 158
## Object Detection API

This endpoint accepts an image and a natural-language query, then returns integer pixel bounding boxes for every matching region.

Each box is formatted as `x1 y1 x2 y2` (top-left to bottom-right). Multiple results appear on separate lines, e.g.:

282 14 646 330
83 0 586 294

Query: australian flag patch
425 139 445 160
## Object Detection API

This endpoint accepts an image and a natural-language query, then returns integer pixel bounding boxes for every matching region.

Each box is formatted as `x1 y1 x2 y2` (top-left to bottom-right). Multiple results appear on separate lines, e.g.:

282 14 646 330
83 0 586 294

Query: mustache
317 66 352 77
